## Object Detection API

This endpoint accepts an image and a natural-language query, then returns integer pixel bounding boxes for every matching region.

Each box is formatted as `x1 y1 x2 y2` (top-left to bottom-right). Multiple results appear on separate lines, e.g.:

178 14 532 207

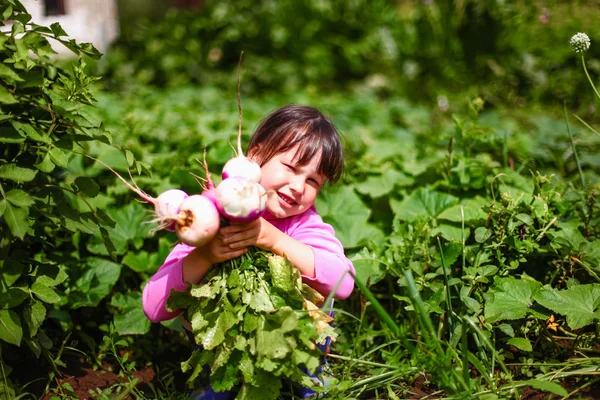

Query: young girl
142 104 355 398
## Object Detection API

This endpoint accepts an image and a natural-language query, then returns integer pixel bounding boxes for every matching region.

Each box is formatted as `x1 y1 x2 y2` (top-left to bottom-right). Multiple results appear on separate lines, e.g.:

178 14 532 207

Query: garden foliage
2 0 600 398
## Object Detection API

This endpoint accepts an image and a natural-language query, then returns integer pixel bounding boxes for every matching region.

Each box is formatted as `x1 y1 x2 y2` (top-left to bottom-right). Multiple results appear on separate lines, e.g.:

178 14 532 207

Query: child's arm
143 234 249 323
142 243 194 322
220 207 355 299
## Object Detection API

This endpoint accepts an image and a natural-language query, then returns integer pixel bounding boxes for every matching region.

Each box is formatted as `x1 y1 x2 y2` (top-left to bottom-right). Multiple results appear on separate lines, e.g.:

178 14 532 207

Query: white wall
20 0 119 57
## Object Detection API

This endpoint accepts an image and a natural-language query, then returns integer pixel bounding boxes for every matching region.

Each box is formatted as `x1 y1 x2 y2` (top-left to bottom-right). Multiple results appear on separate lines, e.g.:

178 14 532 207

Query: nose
289 177 304 194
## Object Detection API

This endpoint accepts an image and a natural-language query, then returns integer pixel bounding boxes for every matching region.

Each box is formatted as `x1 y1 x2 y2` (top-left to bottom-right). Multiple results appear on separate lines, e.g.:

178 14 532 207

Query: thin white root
84 153 155 204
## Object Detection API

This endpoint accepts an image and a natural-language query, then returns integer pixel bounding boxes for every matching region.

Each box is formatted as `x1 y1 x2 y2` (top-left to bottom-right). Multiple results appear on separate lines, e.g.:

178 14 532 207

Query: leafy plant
168 250 336 399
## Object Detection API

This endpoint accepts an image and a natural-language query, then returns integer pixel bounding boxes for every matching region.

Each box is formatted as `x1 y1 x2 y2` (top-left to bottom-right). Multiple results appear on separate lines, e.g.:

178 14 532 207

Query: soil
41 358 156 400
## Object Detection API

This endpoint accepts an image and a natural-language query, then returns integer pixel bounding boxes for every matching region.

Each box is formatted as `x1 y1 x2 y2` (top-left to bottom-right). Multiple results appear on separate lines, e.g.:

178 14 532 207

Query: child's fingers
222 228 258 245
219 223 250 235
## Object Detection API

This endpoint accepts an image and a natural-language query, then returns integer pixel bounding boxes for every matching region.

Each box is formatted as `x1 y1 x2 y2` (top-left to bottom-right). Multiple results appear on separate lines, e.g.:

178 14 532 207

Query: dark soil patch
41 358 156 400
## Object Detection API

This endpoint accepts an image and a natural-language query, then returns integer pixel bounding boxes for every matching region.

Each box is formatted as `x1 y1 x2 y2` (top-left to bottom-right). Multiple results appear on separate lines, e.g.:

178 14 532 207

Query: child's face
256 145 326 218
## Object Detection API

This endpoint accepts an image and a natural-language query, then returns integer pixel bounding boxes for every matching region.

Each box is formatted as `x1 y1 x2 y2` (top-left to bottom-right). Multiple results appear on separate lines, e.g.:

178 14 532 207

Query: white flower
570 32 591 54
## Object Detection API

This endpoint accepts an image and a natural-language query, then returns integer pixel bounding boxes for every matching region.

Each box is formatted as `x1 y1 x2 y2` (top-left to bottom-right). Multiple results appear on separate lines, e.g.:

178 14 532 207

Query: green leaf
0 164 37 182
74 176 100 198
350 248 386 285
0 287 28 309
316 185 383 248
30 282 60 304
49 147 69 168
431 224 470 242
0 63 23 83
511 380 568 397
437 197 490 223
2 202 29 239
0 85 17 104
201 309 238 350
355 169 413 198
475 227 492 243
506 337 532 352
34 152 55 173
534 284 600 330
390 187 458 222
1 260 24 287
70 258 121 308
24 301 46 337
0 309 23 346
111 292 151 335
484 277 542 323
11 121 51 144
5 189 34 208
87 203 154 255
515 213 533 226
123 251 159 273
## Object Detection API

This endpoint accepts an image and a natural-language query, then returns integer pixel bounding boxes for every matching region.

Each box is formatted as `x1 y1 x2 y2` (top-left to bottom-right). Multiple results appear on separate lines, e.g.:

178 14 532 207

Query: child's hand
196 234 248 265
219 218 277 253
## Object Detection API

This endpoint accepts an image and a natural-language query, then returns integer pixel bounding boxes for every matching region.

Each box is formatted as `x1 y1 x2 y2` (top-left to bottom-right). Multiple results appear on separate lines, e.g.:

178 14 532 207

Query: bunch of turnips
96 128 270 246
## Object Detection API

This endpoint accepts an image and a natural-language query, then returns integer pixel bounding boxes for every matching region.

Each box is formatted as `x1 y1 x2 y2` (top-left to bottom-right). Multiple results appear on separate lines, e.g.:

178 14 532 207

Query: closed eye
283 163 296 172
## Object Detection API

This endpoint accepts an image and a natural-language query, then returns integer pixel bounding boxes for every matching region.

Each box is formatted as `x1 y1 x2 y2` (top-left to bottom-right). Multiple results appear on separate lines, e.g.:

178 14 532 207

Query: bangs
247 104 344 183
286 126 343 184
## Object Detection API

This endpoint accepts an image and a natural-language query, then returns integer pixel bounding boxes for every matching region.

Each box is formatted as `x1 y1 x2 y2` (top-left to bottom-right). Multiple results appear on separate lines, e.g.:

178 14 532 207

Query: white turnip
175 195 220 246
215 176 267 223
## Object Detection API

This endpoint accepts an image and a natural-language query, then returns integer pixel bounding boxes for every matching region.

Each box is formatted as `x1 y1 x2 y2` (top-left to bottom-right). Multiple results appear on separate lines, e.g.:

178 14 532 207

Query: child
142 104 355 398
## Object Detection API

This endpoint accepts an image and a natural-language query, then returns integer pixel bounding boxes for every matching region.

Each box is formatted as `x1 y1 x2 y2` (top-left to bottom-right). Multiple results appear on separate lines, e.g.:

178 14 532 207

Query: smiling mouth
277 192 297 206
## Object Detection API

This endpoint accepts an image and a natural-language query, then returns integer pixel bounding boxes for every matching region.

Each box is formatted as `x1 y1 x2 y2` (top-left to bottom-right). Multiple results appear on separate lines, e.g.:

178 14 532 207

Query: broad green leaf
316 185 383 248
11 121 50 144
438 197 490 223
0 63 23 82
515 213 533 226
0 287 28 309
1 260 23 287
0 125 25 143
0 309 22 346
201 309 238 350
0 85 17 104
350 248 386 285
111 292 151 335
24 301 46 337
0 164 37 182
49 147 69 168
5 189 34 208
390 188 458 222
87 203 154 255
355 169 413 198
74 176 100 198
30 282 60 304
484 277 542 323
534 284 600 330
475 227 492 243
34 152 55 173
123 251 158 273
431 224 470 242
547 228 586 255
506 337 532 352
3 202 29 239
70 258 121 308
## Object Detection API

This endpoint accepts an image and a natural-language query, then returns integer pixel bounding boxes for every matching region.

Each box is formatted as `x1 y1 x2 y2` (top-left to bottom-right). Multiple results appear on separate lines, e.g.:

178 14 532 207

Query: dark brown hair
247 104 344 184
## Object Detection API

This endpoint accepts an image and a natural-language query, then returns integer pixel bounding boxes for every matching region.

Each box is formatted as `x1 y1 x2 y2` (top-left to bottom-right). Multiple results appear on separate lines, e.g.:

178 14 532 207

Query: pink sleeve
288 208 355 299
142 243 194 323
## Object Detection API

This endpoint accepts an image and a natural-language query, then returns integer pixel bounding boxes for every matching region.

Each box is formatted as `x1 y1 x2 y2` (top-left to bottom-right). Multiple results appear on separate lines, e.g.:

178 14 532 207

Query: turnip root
215 176 267 223
175 195 220 246
85 155 188 231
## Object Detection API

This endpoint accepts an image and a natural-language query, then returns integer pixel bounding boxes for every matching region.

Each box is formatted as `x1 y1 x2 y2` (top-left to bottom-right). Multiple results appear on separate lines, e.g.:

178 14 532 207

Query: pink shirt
142 206 355 323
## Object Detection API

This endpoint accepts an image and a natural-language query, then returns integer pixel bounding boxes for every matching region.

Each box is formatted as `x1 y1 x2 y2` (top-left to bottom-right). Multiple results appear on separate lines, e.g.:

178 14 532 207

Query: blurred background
22 0 600 113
